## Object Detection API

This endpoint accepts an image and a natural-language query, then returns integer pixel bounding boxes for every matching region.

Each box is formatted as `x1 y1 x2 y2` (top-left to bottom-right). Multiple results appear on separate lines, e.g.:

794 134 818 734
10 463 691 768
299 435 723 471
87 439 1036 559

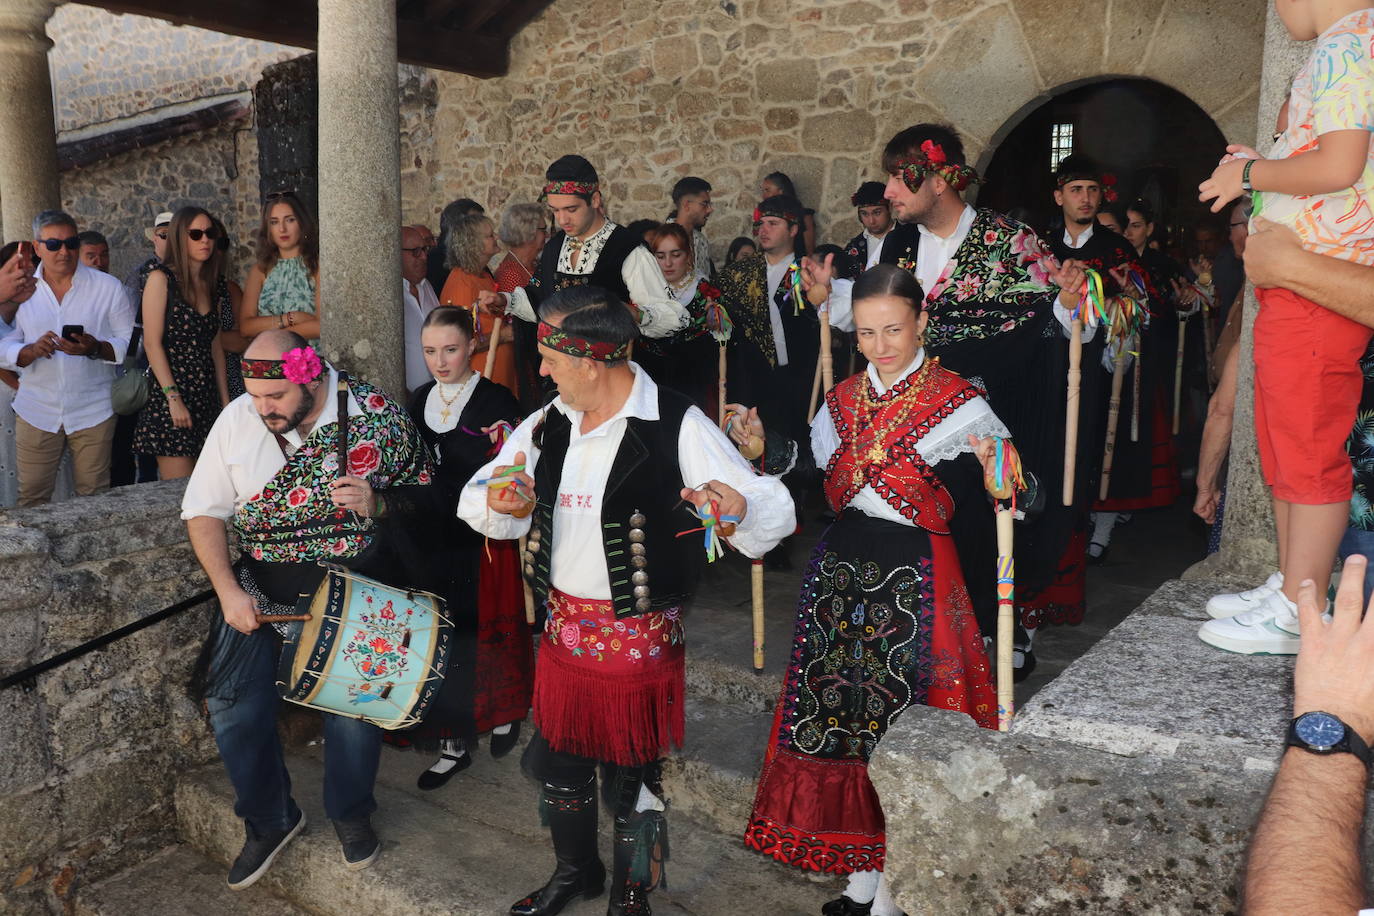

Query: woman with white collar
634 223 730 421
736 264 1032 916
396 305 531 788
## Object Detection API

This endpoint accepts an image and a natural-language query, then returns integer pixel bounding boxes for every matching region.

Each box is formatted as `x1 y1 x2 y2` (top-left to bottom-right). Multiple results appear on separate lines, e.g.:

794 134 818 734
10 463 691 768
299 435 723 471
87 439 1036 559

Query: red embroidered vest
821 358 981 535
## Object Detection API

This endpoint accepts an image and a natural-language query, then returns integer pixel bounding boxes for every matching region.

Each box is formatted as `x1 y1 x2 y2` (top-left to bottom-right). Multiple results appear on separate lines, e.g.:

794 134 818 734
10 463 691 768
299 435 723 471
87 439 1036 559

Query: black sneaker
333 817 380 870
226 808 305 890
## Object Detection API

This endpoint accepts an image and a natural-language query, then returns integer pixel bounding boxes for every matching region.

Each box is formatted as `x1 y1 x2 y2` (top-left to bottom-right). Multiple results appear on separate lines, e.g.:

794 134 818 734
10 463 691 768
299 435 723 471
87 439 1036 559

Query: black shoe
227 808 305 890
821 897 873 916
491 720 523 759
333 817 380 870
417 750 472 790
1087 540 1110 565
607 882 652 915
510 858 606 916
1012 643 1037 683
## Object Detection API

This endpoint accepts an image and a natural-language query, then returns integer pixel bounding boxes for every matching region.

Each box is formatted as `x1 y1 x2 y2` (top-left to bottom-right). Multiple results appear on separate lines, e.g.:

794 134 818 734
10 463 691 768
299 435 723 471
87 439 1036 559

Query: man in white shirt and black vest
482 155 687 412
459 285 793 916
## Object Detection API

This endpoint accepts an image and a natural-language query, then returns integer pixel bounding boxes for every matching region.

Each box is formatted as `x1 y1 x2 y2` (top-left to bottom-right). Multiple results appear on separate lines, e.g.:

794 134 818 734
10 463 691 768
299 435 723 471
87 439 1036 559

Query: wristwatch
1241 159 1256 193
1286 711 1373 767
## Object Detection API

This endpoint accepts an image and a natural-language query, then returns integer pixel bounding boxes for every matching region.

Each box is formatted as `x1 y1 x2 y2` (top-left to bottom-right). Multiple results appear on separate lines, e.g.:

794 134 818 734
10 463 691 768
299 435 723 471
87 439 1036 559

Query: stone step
176 746 836 915
73 843 309 916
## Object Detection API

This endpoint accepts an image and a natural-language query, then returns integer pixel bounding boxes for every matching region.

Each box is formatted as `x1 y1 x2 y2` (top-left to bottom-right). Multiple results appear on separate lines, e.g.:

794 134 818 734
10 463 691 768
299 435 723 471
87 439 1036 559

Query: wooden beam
78 0 510 76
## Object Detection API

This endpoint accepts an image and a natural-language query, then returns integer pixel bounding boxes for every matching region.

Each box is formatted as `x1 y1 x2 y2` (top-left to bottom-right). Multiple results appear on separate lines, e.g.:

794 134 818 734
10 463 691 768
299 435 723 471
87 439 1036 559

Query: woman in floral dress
133 207 229 478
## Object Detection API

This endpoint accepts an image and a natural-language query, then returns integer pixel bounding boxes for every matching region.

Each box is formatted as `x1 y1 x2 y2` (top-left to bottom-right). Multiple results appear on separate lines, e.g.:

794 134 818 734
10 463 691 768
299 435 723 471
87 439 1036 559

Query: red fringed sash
532 589 685 766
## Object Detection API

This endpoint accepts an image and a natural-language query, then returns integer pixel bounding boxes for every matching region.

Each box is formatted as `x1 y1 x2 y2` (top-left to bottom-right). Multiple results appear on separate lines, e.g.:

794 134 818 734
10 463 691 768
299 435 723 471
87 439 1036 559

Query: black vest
524 386 701 619
528 224 643 307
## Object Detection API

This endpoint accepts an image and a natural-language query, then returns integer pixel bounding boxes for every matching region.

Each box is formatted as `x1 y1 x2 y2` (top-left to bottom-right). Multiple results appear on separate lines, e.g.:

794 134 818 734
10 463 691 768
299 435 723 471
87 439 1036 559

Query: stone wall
0 483 220 915
47 5 297 133
409 0 1267 263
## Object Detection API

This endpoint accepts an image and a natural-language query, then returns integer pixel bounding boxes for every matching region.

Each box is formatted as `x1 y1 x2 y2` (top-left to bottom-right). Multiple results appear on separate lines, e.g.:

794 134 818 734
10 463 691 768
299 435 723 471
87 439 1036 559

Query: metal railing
0 589 214 692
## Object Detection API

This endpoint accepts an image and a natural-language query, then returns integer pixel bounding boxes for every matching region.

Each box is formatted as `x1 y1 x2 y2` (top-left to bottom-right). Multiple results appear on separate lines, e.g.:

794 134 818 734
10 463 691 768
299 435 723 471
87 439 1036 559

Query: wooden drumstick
819 303 834 394
1100 345 1128 502
985 437 1018 732
256 614 312 623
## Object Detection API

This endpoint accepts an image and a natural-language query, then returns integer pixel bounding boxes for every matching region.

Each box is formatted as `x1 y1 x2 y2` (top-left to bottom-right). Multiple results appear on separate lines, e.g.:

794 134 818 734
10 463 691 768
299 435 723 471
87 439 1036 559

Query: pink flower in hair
282 346 322 384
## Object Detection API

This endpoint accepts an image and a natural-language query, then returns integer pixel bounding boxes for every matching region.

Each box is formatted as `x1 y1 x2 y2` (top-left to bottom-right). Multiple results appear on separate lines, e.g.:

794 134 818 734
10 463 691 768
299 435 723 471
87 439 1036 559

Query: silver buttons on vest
523 525 542 580
629 509 649 611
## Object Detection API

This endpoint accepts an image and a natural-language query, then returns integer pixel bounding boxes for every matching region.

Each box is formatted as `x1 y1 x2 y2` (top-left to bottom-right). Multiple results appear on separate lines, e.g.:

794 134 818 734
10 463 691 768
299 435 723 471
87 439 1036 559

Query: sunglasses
154 230 168 241
37 236 81 251
265 189 299 203
401 245 431 255
187 227 222 241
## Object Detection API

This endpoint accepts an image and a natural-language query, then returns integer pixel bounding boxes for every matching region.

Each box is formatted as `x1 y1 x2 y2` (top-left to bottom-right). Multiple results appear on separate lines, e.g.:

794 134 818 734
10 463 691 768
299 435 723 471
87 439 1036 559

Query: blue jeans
205 622 381 834
1338 527 1374 609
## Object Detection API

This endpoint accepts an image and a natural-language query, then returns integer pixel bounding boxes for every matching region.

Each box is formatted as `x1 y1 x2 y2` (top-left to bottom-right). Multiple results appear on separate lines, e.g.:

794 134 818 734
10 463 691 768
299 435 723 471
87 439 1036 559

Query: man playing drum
458 285 793 916
181 329 433 889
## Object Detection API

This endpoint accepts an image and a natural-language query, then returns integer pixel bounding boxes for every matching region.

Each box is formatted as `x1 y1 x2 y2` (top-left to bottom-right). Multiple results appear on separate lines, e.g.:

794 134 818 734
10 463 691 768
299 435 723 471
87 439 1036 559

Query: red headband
536 320 630 362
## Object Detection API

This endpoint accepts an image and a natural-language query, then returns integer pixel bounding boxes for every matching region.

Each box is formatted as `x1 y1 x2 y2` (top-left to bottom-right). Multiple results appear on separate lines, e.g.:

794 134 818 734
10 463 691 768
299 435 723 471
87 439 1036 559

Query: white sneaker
1206 571 1282 619
1197 589 1300 655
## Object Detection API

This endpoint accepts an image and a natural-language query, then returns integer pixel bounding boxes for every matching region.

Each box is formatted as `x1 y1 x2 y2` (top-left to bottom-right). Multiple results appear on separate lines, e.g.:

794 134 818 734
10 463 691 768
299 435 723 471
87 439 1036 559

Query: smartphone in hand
61 324 84 342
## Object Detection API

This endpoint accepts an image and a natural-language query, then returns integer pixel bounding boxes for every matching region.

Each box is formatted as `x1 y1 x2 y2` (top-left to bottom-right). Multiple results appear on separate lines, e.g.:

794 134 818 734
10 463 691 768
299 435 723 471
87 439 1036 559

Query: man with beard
181 330 432 889
803 123 1097 677
669 176 715 280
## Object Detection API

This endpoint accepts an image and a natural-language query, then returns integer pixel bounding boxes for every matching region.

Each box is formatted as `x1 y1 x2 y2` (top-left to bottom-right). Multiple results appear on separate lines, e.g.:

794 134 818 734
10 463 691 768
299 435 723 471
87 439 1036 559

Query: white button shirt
0 263 134 433
764 254 796 366
863 229 889 270
457 364 795 600
181 366 363 520
402 278 440 392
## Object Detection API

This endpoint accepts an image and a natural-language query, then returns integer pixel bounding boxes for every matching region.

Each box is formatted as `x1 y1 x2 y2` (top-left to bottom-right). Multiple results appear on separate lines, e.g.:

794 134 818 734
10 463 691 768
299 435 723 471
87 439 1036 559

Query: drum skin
276 565 453 730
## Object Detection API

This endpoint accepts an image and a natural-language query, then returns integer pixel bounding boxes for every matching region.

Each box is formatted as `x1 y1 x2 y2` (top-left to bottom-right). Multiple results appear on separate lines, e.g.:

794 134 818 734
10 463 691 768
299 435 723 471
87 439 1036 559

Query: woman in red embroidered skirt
734 265 1023 916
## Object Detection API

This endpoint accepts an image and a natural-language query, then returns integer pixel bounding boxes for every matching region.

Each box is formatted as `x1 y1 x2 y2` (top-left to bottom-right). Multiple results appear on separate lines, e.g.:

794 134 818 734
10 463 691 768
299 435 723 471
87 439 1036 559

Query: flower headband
536 320 630 362
540 179 598 201
894 140 982 193
240 345 324 384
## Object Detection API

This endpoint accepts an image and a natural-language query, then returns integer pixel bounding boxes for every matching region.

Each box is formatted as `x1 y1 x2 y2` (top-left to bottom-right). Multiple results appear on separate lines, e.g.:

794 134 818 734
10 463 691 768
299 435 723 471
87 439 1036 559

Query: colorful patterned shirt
1264 8 1374 265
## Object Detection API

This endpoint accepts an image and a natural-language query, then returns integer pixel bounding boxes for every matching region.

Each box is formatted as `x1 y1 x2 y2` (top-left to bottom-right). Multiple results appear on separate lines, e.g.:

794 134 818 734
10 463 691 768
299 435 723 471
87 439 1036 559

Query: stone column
0 0 60 243
317 0 404 396
1187 9 1306 583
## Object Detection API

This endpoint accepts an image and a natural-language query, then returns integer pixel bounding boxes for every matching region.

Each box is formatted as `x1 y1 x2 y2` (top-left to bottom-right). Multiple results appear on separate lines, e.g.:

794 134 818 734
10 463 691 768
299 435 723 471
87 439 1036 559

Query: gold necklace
436 374 471 422
850 360 935 485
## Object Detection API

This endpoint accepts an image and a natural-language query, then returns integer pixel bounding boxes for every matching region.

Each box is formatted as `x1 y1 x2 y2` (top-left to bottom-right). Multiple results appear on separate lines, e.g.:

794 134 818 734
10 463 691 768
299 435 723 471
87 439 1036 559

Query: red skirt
1019 527 1086 629
744 513 996 875
532 589 685 766
471 539 534 732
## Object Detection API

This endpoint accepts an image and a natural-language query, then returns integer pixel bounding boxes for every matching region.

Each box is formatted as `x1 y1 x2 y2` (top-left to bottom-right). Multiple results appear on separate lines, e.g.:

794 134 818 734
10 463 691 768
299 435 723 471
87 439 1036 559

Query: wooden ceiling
82 0 555 78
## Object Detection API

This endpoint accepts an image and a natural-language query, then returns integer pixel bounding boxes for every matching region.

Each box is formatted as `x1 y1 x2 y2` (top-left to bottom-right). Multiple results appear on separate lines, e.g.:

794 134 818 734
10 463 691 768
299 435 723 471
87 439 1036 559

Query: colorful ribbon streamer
785 261 806 316
989 437 1026 511
675 498 740 563
704 301 733 343
1075 268 1110 328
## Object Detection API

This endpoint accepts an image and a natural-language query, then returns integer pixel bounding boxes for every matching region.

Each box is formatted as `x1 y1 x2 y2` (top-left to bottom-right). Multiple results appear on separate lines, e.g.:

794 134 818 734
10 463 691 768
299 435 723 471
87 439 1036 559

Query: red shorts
1253 286 1372 504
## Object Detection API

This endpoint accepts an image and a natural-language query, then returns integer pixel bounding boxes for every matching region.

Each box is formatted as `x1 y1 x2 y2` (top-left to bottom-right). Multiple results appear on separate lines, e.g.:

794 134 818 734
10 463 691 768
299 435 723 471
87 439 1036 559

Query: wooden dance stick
1130 334 1142 443
519 534 536 626
1100 344 1128 502
1173 315 1187 435
483 311 501 380
807 355 823 421
1200 296 1213 377
1062 317 1084 506
718 344 727 429
256 613 311 623
985 438 1018 733
751 558 765 673
819 304 834 394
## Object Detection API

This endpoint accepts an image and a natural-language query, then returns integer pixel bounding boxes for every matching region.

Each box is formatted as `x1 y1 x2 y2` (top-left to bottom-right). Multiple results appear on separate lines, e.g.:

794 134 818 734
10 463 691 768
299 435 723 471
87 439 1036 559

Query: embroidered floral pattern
234 378 431 564
544 591 683 663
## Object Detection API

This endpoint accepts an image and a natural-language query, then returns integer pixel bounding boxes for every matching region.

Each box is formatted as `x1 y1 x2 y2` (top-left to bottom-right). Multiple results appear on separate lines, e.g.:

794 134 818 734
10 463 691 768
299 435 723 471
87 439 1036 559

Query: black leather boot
606 811 666 916
510 779 606 916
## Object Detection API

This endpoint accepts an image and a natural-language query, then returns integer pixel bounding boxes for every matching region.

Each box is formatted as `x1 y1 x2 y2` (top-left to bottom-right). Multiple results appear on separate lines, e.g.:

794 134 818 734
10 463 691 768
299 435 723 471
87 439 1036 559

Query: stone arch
975 76 1228 228
900 0 1265 166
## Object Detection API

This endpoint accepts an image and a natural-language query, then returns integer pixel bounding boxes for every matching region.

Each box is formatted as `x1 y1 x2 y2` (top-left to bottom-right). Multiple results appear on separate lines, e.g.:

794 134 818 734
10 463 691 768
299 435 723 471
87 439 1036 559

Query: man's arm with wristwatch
1245 556 1374 914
